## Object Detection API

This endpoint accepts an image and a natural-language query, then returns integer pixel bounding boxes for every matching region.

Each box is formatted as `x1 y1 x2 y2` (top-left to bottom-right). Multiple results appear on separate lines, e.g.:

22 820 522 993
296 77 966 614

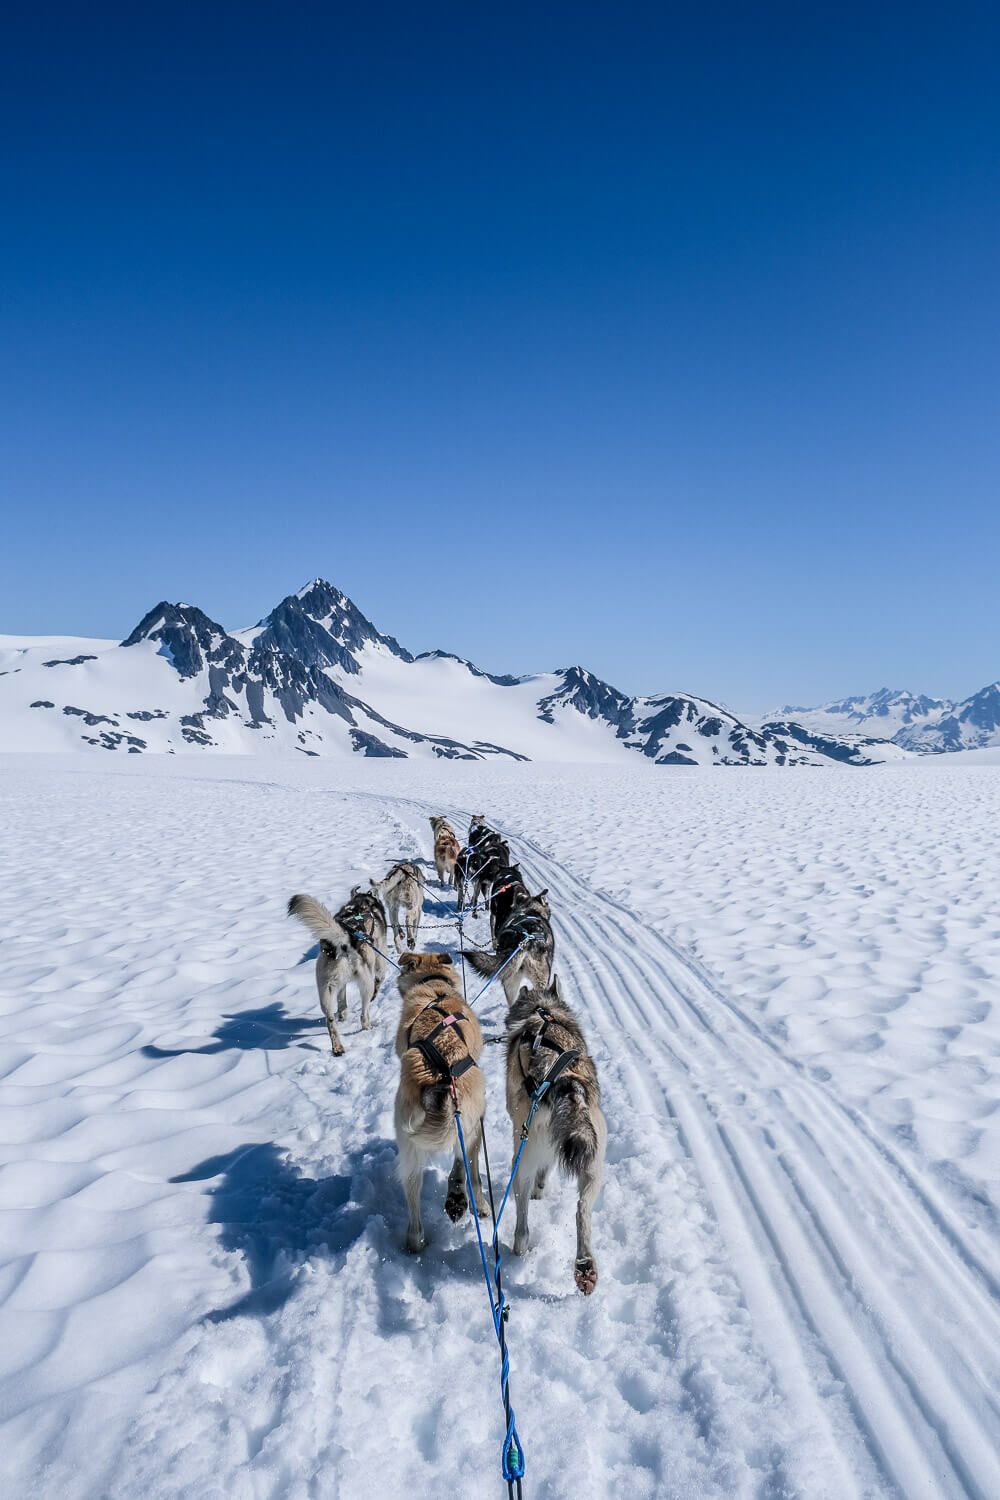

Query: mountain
769 687 951 740
0 580 913 766
770 683 1000 755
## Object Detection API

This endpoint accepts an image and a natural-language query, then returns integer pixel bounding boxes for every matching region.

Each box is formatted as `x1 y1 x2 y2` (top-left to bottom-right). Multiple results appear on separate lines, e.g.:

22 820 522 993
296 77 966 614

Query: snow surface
1 754 998 1499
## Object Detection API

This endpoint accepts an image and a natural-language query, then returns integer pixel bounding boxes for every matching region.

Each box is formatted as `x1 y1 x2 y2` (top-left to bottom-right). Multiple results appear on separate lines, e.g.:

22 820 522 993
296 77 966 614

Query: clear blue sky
2 2 997 712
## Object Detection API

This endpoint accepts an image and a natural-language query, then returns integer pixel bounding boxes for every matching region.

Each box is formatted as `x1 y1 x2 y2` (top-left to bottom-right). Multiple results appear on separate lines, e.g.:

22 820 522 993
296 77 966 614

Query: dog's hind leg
397 1139 427 1253
463 1118 490 1218
574 1159 602 1296
511 1132 545 1255
357 969 376 1031
444 1151 468 1222
319 983 346 1057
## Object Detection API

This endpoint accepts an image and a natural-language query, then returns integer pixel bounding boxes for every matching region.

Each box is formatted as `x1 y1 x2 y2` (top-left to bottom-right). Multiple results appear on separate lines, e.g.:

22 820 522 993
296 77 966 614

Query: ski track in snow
0 758 998 1499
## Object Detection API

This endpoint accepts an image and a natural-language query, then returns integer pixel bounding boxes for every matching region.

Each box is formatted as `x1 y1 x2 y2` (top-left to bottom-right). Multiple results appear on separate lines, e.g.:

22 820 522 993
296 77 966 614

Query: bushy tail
287 893 339 941
401 1085 454 1138
549 1080 599 1175
464 948 501 977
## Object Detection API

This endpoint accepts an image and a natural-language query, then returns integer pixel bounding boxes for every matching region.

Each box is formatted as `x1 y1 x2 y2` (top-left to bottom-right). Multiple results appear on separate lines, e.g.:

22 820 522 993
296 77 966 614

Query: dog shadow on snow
142 1002 326 1058
172 1140 553 1327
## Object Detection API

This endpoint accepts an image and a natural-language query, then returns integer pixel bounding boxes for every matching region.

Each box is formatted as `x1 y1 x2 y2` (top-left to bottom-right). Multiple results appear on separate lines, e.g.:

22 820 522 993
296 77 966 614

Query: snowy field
1 753 998 1499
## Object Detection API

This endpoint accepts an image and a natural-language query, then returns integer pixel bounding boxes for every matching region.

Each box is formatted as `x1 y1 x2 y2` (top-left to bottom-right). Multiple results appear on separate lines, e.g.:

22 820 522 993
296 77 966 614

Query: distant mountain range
768 684 1000 754
0 580 989 765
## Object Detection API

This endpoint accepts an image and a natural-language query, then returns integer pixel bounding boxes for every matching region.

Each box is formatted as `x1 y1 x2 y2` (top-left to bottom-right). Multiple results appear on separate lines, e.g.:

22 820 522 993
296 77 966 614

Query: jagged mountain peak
249 579 413 674
120 601 244 680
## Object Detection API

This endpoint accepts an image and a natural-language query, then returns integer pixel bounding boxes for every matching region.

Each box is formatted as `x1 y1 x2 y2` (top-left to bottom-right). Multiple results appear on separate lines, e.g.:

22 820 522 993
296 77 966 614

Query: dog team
288 814 605 1295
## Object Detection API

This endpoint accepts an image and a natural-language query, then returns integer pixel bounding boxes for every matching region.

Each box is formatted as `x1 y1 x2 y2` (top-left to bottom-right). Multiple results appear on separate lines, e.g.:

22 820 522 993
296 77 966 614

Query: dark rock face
63 705 117 727
253 580 413 672
349 729 407 758
961 682 1000 733
42 655 97 668
537 666 635 730
30 700 55 709
121 603 244 679
762 720 879 766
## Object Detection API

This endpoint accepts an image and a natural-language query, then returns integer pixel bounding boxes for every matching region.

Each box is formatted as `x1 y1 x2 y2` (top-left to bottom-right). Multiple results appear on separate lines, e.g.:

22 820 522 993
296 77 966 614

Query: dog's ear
398 951 420 970
438 952 454 966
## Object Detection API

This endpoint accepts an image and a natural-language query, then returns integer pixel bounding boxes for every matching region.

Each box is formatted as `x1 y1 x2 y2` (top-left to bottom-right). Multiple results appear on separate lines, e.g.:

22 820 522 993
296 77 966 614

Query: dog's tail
400 1085 454 1138
549 1079 599 1175
464 948 501 977
288 893 339 941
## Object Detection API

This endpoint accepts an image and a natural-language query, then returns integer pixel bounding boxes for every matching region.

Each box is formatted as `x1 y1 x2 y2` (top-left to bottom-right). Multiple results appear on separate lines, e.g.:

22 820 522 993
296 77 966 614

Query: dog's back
395 953 484 1146
506 985 602 1175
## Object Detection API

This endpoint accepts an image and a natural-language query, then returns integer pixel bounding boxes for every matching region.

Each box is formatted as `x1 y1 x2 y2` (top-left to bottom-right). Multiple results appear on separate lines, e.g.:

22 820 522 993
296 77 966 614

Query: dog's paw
512 1234 529 1257
574 1258 598 1296
329 1041 346 1057
475 1198 491 1219
444 1190 468 1223
405 1233 426 1254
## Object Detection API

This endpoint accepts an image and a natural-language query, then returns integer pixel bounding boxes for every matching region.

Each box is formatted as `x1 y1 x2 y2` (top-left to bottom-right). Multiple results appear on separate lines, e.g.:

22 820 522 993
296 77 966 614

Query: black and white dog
465 890 554 1006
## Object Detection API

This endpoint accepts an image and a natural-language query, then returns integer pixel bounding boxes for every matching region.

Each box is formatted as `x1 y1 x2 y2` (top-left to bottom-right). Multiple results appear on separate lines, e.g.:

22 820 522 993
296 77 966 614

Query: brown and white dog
505 977 606 1294
428 816 461 888
394 951 488 1252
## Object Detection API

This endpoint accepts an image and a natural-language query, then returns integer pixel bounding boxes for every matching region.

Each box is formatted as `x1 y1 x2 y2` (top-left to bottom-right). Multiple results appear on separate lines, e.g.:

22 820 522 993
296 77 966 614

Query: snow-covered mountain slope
772 682 1000 755
0 580 904 765
894 681 1000 754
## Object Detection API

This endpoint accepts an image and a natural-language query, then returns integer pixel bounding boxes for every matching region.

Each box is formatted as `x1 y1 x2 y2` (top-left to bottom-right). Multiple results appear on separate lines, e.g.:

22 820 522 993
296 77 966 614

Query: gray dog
371 861 424 950
288 888 388 1055
505 978 606 1294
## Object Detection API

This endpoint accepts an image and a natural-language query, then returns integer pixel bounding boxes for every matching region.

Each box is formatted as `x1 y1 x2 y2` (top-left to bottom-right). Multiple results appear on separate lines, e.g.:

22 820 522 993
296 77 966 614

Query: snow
1 753 998 1499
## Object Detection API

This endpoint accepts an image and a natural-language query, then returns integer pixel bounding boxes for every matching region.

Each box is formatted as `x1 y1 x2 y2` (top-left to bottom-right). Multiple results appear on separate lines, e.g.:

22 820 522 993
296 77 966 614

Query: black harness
515 1007 581 1101
339 891 385 950
497 908 550 956
407 996 478 1086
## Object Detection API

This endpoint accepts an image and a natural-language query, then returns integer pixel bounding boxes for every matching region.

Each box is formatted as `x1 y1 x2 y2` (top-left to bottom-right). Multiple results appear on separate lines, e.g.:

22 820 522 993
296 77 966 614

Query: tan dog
394 951 488 1252
428 816 461 888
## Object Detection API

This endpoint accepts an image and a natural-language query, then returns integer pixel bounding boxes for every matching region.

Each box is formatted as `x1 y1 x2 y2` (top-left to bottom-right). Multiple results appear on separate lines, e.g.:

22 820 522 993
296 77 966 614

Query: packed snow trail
1 761 999 1499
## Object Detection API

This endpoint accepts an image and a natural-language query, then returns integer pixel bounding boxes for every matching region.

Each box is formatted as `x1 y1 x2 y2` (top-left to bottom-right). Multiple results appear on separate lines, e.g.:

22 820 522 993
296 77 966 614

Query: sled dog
487 863 529 942
470 835 512 908
456 817 491 910
288 888 388 1056
465 891 553 1005
505 978 606 1294
428 816 461 887
394 952 488 1252
371 861 423 950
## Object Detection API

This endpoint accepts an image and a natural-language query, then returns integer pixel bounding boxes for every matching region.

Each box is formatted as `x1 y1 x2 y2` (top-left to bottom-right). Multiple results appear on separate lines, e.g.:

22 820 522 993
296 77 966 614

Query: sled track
374 790 1000 1500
